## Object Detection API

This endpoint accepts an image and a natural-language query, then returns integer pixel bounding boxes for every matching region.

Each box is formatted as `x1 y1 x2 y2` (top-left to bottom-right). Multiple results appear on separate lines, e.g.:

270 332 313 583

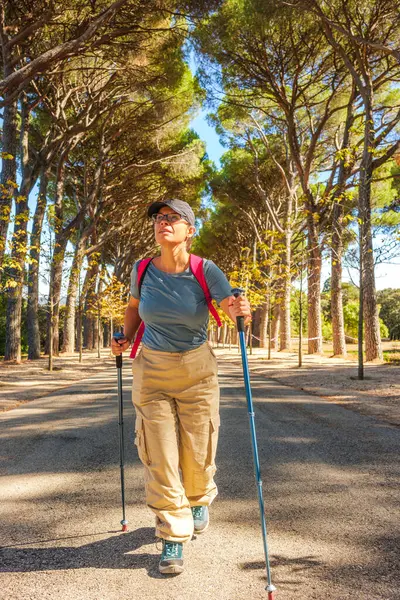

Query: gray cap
147 199 196 226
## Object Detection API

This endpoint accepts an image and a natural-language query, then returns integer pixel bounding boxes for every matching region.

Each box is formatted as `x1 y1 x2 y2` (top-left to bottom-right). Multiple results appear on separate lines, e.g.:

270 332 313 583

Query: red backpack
129 254 222 358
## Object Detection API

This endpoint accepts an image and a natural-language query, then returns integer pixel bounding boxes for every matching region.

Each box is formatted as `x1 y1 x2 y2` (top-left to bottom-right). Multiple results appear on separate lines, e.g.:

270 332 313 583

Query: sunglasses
151 213 186 224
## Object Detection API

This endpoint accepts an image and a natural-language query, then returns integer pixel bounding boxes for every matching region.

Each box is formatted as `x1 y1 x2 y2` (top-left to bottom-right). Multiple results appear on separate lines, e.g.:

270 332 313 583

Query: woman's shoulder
132 256 157 270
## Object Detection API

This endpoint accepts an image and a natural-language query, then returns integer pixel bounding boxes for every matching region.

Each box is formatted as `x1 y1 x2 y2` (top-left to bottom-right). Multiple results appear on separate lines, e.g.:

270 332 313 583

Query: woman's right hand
111 336 131 355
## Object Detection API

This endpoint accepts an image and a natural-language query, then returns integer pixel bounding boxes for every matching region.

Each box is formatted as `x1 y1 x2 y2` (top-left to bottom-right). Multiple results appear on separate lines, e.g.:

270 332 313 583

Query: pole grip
232 288 245 332
113 332 125 369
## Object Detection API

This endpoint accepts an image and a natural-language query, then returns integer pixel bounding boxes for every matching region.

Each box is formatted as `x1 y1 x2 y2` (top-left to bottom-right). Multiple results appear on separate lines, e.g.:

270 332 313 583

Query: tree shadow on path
0 527 173 579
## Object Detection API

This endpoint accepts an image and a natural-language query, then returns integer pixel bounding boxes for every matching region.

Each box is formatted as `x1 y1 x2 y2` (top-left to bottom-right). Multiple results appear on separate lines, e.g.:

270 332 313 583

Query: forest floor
213 342 400 427
1 343 399 426
0 350 114 412
1 352 399 599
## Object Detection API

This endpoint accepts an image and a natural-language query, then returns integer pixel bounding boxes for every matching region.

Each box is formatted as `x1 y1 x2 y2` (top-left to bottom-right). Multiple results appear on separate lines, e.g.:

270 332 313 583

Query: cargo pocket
134 414 151 466
209 345 218 362
206 415 220 468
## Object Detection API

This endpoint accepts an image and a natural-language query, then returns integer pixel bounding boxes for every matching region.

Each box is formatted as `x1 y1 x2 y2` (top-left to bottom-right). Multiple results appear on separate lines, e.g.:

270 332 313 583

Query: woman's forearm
124 304 142 343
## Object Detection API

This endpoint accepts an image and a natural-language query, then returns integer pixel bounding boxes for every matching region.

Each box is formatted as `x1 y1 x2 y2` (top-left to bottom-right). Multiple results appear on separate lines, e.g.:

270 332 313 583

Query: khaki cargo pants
131 342 220 543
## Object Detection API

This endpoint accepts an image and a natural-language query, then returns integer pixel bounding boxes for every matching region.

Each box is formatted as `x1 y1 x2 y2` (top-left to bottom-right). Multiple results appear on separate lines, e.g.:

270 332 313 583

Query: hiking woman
111 199 251 574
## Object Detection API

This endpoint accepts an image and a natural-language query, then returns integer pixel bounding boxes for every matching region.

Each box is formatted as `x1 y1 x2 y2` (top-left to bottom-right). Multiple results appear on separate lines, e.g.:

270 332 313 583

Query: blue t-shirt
130 259 232 352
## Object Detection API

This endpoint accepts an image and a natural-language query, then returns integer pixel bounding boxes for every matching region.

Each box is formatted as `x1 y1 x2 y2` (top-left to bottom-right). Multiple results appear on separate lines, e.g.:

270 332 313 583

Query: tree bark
331 202 347 356
0 16 18 266
307 215 323 354
280 226 292 351
95 263 106 354
83 253 100 349
27 167 48 359
270 301 281 350
62 234 86 353
4 95 31 361
330 88 355 358
259 300 269 348
46 154 68 356
360 92 382 362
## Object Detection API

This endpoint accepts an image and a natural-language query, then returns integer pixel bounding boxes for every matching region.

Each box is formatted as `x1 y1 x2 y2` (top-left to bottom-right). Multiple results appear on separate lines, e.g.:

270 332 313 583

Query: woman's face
153 206 195 247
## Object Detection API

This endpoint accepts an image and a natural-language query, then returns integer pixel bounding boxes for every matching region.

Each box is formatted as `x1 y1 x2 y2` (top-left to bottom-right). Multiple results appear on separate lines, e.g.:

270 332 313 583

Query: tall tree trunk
252 306 261 348
46 155 68 356
104 320 110 348
83 252 99 349
270 300 281 350
331 202 347 356
62 234 86 353
360 92 382 362
280 225 292 351
4 95 30 361
259 300 269 348
307 216 323 354
330 86 355 358
0 18 18 266
27 167 48 359
0 98 18 265
95 263 106 354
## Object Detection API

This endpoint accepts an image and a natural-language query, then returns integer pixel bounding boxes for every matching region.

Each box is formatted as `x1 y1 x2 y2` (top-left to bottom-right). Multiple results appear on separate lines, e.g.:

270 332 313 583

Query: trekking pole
232 289 276 599
113 332 128 532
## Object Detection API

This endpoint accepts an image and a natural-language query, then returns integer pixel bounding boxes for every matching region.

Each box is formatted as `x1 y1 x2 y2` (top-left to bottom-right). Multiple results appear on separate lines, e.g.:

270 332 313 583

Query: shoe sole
194 521 209 535
159 564 184 575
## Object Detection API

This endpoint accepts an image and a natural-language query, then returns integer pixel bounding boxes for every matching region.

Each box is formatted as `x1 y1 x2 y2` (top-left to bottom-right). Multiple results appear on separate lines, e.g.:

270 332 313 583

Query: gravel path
1 359 399 599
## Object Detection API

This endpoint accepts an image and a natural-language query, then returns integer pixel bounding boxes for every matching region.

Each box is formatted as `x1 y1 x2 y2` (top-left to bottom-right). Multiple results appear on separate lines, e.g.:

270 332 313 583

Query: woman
112 198 251 574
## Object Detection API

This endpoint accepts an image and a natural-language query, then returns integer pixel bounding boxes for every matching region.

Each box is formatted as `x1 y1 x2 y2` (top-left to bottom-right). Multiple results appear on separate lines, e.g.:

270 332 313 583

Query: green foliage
290 289 307 336
322 282 390 341
377 288 400 340
343 302 359 340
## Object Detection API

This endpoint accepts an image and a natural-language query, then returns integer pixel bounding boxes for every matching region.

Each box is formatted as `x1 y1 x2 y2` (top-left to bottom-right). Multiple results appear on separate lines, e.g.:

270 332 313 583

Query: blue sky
191 109 224 166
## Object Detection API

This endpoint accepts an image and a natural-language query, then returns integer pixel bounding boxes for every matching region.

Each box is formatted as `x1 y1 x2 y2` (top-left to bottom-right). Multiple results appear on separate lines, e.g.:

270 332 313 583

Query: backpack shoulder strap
190 254 222 327
137 258 153 295
129 257 153 359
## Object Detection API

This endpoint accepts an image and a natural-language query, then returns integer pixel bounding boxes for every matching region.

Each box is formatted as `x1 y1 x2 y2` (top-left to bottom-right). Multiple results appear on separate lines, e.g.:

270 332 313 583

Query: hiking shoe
192 505 209 534
158 540 184 574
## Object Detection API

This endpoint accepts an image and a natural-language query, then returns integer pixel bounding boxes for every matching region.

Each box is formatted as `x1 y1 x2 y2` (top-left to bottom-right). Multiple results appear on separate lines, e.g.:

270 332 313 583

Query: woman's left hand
228 294 252 326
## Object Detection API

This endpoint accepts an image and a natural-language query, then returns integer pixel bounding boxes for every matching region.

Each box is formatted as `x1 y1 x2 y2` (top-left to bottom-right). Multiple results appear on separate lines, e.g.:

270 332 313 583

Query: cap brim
147 202 170 218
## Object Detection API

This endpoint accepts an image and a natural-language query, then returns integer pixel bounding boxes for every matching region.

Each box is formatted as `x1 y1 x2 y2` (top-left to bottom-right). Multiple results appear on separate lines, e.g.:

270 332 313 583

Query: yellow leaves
342 214 354 225
5 279 18 288
1 152 14 160
0 205 12 221
6 179 18 189
14 212 30 224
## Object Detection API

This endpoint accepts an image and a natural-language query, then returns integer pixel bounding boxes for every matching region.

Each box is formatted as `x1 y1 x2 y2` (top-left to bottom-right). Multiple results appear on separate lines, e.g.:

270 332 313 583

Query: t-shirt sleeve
130 261 140 299
203 260 232 304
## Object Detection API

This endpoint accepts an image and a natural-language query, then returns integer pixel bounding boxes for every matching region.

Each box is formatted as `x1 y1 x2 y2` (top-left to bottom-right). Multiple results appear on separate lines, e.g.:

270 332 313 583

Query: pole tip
121 520 128 532
266 584 276 599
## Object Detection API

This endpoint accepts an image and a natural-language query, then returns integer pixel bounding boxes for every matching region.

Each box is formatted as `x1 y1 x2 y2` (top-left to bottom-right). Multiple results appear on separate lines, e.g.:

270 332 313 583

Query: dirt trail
0 359 399 599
